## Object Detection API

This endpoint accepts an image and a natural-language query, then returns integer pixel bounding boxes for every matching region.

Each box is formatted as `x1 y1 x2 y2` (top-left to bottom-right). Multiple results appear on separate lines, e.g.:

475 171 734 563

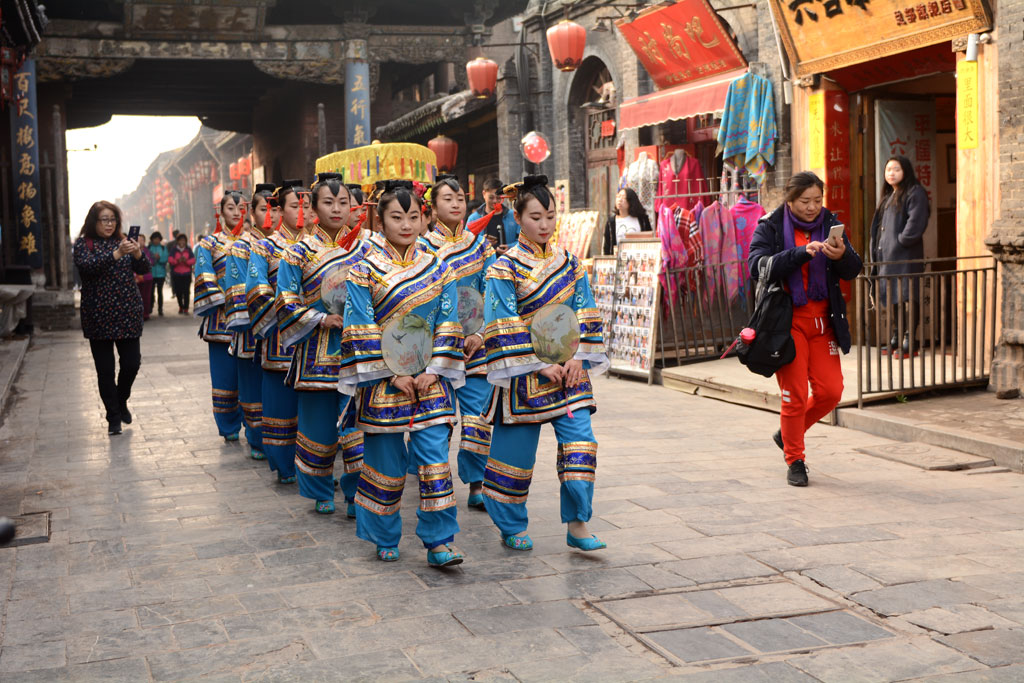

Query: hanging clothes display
624 152 660 221
730 195 766 268
699 200 740 305
717 73 778 183
657 205 688 309
655 151 708 216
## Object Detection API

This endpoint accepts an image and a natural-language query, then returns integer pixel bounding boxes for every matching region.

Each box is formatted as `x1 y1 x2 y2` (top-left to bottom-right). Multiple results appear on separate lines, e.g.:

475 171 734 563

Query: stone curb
0 335 30 420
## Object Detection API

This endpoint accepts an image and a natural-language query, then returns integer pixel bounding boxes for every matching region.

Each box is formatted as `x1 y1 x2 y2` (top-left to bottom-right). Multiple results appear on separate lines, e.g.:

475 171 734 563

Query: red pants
775 313 844 465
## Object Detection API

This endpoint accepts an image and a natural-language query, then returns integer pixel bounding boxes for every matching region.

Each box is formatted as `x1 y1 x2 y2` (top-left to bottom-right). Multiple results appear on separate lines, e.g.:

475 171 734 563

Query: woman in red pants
747 172 863 486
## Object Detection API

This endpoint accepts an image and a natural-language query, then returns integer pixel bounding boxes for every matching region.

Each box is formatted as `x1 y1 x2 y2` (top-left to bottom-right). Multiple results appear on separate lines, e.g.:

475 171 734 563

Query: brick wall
986 0 1024 397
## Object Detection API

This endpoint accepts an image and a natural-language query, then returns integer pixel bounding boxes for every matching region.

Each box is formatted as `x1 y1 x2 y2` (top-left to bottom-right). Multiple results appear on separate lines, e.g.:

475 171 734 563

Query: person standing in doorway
748 172 862 487
869 155 930 356
603 187 653 255
168 233 195 314
148 231 169 317
73 201 150 436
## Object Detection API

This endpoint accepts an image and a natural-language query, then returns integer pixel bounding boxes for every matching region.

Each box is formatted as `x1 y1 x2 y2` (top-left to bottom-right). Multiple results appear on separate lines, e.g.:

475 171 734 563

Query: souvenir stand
606 237 663 384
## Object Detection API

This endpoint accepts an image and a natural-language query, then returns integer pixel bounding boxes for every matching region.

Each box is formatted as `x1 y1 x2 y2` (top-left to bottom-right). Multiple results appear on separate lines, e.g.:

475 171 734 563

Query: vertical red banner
823 90 852 300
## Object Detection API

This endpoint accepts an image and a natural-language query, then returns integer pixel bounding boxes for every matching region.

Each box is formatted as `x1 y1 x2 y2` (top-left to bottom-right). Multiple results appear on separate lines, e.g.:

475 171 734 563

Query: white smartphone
827 224 845 248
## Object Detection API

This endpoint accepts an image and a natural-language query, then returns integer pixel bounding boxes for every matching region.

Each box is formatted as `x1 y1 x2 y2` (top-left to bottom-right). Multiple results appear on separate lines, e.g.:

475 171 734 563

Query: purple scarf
783 205 827 307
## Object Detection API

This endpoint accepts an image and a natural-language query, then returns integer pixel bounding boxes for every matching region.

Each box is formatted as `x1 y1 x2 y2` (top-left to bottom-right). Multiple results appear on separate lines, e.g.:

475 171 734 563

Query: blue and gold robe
338 232 466 432
483 235 609 424
247 228 303 372
193 232 237 344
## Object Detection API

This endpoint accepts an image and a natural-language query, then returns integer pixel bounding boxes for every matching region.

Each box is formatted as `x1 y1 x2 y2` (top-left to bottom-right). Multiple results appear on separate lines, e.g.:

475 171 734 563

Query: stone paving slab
856 442 995 471
1 318 1023 680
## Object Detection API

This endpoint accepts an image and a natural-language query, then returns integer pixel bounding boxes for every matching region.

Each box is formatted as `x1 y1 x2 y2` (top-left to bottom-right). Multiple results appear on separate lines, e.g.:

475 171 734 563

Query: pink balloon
521 131 551 164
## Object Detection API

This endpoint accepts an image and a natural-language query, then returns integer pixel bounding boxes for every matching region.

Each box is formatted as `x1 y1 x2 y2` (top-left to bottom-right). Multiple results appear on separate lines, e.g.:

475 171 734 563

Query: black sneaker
121 408 133 425
108 420 122 436
787 459 808 487
773 429 784 452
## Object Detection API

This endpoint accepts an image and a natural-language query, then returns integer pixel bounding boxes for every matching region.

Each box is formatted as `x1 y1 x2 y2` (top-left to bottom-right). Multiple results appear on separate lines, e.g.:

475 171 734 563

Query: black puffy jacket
747 207 863 353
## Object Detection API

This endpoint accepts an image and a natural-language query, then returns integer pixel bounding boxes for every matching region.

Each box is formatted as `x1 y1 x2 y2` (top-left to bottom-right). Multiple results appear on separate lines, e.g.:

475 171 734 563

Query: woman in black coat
73 201 150 435
748 172 862 487
869 156 930 354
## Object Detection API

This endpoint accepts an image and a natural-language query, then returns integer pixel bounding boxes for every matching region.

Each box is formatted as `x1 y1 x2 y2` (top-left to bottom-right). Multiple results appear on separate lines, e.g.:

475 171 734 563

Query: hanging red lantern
546 19 586 72
428 134 458 172
230 162 240 180
239 157 251 176
466 57 498 99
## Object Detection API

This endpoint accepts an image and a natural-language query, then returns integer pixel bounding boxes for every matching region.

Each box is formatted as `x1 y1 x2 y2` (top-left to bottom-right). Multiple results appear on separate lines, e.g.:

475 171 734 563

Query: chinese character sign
768 0 991 76
616 0 746 89
10 59 43 269
956 59 978 150
345 58 371 149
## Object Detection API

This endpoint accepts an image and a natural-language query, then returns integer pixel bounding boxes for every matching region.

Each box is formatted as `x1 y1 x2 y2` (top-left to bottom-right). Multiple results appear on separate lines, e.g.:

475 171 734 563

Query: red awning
618 69 746 132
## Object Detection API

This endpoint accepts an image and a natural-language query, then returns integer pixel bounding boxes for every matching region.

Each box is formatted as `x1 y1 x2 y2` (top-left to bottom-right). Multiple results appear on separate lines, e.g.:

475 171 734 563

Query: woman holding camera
73 201 150 435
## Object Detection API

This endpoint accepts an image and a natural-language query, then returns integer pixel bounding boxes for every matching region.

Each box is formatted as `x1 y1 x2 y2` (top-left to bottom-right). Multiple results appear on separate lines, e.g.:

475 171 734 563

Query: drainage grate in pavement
591 579 895 666
1 511 50 548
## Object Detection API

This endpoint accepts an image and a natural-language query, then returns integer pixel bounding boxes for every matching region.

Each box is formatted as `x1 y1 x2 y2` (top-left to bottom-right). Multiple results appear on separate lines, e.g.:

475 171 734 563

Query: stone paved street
1 314 1023 681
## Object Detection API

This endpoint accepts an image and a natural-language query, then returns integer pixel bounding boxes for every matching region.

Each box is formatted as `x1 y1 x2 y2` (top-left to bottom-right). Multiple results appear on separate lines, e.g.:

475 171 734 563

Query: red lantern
546 19 586 72
466 57 498 99
230 162 240 180
239 157 251 176
520 131 551 164
428 134 458 172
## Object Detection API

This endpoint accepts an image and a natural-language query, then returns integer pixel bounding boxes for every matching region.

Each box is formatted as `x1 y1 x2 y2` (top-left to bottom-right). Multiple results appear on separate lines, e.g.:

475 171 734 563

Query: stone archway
567 56 617 244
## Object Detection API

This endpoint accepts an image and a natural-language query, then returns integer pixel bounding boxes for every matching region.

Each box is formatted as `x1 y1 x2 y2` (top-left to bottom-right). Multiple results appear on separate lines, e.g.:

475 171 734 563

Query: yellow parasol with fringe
315 141 437 196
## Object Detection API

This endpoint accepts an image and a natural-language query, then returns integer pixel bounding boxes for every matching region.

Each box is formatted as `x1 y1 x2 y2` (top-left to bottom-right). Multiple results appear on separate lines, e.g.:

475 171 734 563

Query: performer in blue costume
225 185 275 461
246 182 301 484
193 193 246 441
482 175 610 552
277 174 368 515
339 179 465 567
423 174 496 509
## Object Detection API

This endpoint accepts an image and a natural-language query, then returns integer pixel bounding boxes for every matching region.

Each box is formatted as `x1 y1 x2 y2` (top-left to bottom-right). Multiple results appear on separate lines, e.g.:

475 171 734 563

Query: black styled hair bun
254 183 275 194
381 179 414 193
314 172 343 184
522 174 549 190
436 173 459 183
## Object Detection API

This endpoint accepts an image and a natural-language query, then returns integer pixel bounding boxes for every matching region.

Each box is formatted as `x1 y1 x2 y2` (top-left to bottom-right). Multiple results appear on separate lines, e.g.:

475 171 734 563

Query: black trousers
152 276 165 314
89 338 142 423
171 274 191 311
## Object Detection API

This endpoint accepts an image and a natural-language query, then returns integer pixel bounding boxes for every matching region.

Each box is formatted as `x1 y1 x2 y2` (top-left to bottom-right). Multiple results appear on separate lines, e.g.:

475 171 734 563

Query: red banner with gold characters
616 0 747 90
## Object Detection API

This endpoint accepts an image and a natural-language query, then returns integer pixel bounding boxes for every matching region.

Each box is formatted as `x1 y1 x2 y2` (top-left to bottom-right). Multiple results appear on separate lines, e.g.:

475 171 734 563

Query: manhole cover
1 512 50 548
592 580 894 665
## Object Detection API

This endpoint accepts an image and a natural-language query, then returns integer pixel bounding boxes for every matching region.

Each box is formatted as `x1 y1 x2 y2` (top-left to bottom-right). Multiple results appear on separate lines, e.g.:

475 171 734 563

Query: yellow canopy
315 142 437 190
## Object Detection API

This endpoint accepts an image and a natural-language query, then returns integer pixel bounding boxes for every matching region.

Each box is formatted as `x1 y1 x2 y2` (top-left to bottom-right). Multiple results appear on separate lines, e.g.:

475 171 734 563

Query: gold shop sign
768 0 992 76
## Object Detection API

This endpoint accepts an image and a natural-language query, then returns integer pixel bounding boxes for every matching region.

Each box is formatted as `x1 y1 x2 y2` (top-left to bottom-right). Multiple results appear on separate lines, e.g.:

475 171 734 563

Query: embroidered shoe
250 447 266 461
502 533 533 551
466 493 486 510
315 500 335 514
788 459 809 487
377 546 400 562
773 429 784 452
224 432 240 442
427 544 464 567
566 532 607 552
278 474 296 484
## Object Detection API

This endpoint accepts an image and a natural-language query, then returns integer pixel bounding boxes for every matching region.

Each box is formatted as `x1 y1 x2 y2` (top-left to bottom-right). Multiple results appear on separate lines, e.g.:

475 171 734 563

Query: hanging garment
699 200 740 305
655 153 708 215
657 205 688 309
717 73 778 183
731 196 767 272
625 153 660 221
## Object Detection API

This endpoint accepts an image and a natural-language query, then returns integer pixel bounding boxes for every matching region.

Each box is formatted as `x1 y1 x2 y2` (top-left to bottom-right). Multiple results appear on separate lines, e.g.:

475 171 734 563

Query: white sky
65 115 202 235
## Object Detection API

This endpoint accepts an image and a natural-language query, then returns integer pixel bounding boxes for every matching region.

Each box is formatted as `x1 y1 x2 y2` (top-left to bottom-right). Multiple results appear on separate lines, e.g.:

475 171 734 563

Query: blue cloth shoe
278 474 296 484
224 432 240 442
346 502 356 519
502 533 533 551
377 546 400 562
315 500 335 514
467 493 486 510
427 544 464 567
250 447 266 461
566 532 606 552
